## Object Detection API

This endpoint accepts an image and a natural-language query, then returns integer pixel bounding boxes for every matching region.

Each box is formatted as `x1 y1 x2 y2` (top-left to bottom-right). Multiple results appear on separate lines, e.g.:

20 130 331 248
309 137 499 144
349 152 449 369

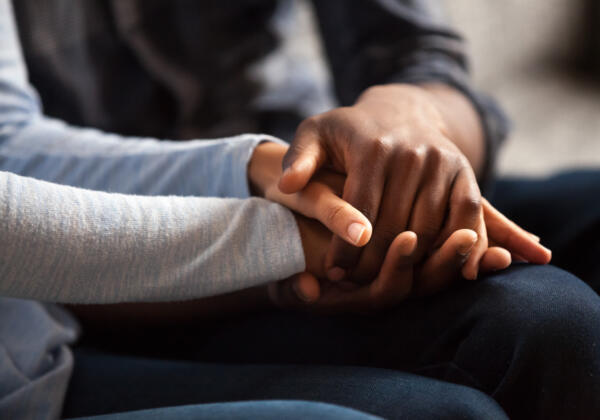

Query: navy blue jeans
64 171 600 420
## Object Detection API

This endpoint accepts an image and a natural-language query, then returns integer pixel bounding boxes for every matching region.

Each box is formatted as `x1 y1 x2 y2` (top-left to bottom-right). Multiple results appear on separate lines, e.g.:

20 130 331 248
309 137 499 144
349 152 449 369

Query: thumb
279 121 327 194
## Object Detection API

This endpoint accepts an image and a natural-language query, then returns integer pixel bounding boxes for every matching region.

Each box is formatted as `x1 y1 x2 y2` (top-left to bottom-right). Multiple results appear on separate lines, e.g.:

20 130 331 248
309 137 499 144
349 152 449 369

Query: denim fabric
70 400 383 420
491 170 600 290
63 350 506 420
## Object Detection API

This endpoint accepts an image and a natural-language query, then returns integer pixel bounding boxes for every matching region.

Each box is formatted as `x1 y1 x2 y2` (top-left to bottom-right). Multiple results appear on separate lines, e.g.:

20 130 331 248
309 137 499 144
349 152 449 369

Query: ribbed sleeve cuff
217 134 290 199
237 198 307 289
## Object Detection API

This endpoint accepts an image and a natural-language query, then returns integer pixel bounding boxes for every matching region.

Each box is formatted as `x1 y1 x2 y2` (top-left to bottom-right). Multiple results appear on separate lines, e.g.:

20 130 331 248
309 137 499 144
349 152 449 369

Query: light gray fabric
0 1 305 418
0 171 305 303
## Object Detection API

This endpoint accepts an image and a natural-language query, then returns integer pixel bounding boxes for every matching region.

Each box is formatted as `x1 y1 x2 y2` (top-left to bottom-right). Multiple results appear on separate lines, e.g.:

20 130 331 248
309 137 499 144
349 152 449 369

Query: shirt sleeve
0 0 284 199
310 0 510 192
0 0 306 303
0 170 305 303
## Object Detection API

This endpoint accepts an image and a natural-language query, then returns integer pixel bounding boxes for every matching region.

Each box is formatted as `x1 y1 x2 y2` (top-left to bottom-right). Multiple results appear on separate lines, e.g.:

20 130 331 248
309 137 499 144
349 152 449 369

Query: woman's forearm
0 171 305 304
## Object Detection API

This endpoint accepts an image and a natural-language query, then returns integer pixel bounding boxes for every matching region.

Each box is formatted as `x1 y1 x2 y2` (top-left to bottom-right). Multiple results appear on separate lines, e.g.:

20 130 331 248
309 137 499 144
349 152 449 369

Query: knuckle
457 194 482 217
400 145 426 168
366 136 392 160
426 145 444 164
324 203 346 227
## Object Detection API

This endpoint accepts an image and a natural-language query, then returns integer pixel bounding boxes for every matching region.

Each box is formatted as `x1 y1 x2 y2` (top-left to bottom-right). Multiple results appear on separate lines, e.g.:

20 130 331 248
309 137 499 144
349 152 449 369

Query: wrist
248 141 289 196
293 213 330 279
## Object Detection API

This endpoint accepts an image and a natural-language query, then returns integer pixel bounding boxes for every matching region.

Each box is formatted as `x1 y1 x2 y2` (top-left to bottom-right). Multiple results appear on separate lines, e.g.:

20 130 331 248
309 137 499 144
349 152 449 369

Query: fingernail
327 267 346 282
292 279 313 302
347 222 366 245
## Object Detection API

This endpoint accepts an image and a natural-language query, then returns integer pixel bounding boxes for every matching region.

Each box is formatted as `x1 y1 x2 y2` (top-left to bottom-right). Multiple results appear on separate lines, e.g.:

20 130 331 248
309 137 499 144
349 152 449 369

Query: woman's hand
249 141 373 247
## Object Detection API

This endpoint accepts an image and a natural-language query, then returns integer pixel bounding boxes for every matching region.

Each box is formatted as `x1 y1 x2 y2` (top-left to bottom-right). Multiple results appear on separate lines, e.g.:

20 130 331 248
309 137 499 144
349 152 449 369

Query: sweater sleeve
0 0 283 199
0 0 306 303
0 170 305 303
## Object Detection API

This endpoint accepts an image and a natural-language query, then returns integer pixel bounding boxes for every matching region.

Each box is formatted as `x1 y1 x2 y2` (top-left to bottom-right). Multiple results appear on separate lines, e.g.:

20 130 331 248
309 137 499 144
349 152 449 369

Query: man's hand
249 140 550 286
270 199 552 314
278 83 490 282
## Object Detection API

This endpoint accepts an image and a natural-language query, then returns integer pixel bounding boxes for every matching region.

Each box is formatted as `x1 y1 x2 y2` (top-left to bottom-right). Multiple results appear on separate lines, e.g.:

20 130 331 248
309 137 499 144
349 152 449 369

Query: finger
324 160 388 281
279 119 328 194
461 209 488 280
408 149 454 261
415 229 477 296
436 168 482 247
296 182 372 247
293 273 321 302
479 247 512 272
349 148 424 282
482 198 552 264
369 231 419 303
319 231 418 312
268 272 321 310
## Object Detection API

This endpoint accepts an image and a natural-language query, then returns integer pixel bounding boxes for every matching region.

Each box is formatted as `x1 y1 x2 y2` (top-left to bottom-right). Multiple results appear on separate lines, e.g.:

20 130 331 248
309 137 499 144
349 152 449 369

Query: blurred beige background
443 0 600 176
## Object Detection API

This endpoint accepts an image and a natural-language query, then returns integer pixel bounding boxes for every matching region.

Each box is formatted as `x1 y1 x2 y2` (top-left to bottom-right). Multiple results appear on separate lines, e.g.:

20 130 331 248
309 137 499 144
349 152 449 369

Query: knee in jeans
482 264 600 360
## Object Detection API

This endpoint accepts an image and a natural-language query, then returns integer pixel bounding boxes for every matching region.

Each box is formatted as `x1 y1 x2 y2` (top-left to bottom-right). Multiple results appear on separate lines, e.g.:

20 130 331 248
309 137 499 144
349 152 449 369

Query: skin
278 83 498 282
70 138 550 326
250 142 550 312
70 83 553 324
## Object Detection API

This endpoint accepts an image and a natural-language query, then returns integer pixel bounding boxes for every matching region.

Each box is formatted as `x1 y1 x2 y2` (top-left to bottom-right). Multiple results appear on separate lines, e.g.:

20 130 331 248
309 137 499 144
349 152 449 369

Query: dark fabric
70 400 383 420
12 0 508 188
490 170 600 291
64 350 506 420
65 171 600 420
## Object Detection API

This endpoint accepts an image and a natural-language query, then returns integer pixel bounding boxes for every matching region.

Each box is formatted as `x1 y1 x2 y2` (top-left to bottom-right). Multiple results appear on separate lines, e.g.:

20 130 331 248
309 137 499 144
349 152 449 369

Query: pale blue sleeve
0 0 282 199
0 171 305 303
0 0 306 304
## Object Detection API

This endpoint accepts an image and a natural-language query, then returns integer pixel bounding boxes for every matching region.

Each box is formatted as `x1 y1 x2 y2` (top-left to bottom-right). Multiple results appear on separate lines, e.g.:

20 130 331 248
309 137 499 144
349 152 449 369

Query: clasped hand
249 84 551 313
